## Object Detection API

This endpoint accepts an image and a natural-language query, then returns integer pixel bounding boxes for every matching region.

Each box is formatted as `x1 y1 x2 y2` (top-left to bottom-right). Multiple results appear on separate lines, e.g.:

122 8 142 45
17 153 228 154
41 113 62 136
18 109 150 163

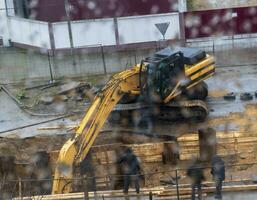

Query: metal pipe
0 114 72 134
64 0 76 67
175 169 180 200
47 51 54 82
83 177 89 200
101 45 107 74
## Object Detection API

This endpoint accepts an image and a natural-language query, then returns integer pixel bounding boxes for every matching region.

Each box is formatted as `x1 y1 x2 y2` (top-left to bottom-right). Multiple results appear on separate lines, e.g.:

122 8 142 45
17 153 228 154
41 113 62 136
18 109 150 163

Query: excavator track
159 100 208 122
109 100 208 124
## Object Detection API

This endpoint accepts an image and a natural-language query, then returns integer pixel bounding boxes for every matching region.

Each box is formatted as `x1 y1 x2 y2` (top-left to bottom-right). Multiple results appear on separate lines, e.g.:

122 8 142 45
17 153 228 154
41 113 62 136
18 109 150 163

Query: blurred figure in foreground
211 155 225 199
117 148 141 194
187 159 205 200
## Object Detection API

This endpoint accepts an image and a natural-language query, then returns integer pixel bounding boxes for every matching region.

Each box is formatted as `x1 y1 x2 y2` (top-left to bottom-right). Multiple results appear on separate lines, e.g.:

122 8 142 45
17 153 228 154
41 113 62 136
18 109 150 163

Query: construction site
0 0 257 200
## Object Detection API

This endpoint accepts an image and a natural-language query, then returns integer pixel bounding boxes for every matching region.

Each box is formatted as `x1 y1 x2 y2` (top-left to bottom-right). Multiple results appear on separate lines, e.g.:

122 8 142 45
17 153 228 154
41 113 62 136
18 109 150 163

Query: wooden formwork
10 129 257 199
44 130 257 190
178 131 257 160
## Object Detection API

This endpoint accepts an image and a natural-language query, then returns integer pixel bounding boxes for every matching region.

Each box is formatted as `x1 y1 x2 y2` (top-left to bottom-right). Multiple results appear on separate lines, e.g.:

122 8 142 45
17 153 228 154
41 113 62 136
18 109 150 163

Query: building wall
29 0 66 21
28 0 179 22
187 0 257 11
184 6 257 39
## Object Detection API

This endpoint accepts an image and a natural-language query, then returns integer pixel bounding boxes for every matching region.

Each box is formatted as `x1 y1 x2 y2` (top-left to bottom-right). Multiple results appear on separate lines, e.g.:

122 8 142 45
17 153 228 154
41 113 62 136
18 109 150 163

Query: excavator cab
142 47 208 102
143 47 185 102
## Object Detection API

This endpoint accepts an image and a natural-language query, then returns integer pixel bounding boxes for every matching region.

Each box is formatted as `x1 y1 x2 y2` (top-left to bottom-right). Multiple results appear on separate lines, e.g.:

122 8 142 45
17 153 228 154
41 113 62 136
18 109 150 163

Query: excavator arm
52 65 142 194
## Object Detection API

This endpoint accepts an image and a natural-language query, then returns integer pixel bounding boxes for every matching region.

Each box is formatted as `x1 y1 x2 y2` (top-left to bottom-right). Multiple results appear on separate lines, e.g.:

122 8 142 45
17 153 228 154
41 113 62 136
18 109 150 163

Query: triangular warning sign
155 22 170 37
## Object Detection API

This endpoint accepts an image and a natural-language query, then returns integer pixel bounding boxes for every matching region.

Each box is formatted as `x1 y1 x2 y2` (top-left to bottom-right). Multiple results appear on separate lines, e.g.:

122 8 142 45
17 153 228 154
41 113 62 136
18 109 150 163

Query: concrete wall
52 19 116 49
187 33 257 51
52 13 180 49
8 17 51 49
1 34 257 83
71 18 116 47
186 33 257 66
52 22 70 49
5 0 15 16
0 0 10 46
0 48 51 82
0 47 158 83
117 13 180 44
1 9 181 49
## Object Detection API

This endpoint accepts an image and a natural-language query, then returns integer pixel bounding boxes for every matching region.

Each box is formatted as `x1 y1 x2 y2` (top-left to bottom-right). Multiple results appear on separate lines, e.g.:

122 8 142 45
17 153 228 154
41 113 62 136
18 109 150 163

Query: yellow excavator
52 47 215 194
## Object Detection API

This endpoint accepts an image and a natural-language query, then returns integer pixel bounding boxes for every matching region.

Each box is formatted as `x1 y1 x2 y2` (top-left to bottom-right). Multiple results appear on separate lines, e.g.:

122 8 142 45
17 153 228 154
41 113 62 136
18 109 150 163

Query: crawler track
109 100 208 124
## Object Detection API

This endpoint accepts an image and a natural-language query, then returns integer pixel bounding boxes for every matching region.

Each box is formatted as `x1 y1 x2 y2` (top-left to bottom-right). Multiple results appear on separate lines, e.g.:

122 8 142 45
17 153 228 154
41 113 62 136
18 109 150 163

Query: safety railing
1 161 257 199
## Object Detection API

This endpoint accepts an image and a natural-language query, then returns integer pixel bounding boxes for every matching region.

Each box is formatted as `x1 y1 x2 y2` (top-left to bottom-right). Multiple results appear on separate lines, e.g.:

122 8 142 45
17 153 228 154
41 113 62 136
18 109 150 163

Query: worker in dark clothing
211 155 225 199
117 148 141 194
187 159 205 200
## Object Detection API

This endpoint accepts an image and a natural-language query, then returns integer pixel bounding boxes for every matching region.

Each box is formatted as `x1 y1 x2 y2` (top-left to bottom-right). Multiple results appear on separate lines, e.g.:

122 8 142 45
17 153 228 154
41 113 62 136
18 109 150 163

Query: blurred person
187 159 205 200
211 155 225 199
117 148 141 194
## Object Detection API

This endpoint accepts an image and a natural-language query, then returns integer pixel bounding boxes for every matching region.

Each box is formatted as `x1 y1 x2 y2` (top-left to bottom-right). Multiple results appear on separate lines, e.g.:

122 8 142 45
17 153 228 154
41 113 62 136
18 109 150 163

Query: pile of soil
0 130 164 163
0 135 68 162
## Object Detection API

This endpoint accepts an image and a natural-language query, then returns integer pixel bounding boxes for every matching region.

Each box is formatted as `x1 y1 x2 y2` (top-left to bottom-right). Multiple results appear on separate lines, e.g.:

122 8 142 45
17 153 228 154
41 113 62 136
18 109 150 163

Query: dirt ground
0 56 257 198
0 63 256 165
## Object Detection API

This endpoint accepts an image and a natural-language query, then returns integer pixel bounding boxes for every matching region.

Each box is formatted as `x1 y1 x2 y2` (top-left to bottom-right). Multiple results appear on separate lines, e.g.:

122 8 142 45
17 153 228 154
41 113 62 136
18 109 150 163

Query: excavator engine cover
155 47 206 65
173 47 206 65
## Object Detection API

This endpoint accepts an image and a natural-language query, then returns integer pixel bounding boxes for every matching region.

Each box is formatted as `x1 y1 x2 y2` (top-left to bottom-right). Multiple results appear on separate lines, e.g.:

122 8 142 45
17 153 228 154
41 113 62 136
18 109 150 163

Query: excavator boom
52 66 142 194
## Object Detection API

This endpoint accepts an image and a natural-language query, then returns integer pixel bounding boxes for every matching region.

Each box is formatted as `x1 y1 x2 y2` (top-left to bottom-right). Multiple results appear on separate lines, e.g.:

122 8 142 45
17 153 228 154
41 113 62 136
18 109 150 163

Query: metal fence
1 33 257 83
0 40 174 83
186 34 257 67
1 162 257 199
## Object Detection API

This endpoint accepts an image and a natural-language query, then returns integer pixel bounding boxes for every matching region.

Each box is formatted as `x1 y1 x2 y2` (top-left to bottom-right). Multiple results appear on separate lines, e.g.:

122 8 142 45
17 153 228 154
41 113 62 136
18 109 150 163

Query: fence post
212 41 215 56
100 45 107 75
64 0 76 67
134 53 137 65
18 178 23 199
155 41 158 51
149 191 153 200
94 191 97 200
83 176 89 200
47 51 54 83
175 169 180 200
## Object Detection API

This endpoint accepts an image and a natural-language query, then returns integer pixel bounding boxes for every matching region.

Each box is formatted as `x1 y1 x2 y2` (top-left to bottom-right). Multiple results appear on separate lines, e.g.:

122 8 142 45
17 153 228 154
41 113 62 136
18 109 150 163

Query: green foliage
16 90 26 100
187 0 194 11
